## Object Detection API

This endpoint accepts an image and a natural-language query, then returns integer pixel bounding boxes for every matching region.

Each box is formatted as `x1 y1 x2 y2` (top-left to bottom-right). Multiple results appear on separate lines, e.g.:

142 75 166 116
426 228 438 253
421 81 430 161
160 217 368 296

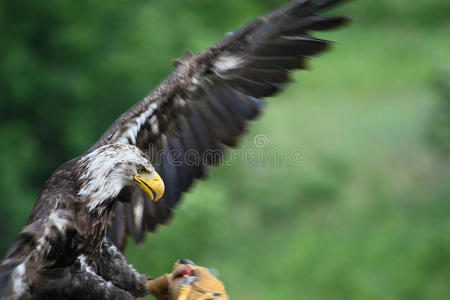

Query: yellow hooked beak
134 172 165 202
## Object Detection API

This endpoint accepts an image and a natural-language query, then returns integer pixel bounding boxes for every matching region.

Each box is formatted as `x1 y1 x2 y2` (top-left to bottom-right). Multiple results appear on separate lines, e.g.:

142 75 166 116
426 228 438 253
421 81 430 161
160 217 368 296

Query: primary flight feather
0 0 349 298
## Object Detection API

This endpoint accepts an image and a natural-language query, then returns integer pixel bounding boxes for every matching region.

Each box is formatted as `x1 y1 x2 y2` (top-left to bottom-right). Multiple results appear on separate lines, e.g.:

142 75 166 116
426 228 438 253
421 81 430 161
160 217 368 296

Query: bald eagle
0 0 349 298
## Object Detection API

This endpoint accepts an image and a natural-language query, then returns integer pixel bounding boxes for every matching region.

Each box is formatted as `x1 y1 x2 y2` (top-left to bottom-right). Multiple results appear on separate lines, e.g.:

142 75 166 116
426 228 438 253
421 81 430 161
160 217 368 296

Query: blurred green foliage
1 0 450 299
428 71 450 154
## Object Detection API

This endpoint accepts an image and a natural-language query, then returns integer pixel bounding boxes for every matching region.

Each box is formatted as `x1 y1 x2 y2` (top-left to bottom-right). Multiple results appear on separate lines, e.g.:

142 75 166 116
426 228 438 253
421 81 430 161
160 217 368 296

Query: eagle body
27 159 108 266
1 0 349 298
1 145 155 299
29 145 147 263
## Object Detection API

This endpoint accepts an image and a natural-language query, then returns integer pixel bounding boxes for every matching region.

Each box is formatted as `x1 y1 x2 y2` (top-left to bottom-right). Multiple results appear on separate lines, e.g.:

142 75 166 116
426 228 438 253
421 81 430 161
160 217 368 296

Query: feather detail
82 0 350 249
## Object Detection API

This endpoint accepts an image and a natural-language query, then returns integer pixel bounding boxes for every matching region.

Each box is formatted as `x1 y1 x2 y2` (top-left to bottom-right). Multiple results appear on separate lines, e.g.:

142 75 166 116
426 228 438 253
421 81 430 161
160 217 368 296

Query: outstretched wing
88 0 349 250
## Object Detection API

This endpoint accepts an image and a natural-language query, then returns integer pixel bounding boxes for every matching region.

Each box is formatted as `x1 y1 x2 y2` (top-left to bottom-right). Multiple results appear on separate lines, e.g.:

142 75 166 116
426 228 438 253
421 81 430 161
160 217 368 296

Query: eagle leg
93 238 149 297
66 267 135 300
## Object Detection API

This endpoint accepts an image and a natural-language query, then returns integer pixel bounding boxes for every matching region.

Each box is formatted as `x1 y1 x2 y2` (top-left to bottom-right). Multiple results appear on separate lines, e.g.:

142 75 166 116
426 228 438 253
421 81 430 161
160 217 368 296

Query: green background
1 0 449 299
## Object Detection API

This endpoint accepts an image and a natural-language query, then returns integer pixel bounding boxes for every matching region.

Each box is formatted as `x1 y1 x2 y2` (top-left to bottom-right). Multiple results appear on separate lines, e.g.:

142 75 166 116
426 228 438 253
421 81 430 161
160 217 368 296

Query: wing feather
88 0 349 249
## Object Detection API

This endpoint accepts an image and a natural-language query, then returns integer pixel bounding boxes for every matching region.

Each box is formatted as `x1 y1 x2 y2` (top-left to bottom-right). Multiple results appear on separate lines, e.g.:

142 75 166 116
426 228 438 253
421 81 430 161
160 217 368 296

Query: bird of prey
0 0 349 299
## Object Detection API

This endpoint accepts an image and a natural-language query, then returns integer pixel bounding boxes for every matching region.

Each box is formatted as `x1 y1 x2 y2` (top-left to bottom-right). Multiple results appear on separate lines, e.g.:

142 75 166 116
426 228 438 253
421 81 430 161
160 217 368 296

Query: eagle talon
196 294 215 300
191 282 221 296
183 276 198 285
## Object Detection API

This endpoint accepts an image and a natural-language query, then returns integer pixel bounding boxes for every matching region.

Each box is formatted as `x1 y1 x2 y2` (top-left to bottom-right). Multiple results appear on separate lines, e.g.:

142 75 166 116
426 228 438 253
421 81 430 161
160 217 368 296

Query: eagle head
77 144 165 211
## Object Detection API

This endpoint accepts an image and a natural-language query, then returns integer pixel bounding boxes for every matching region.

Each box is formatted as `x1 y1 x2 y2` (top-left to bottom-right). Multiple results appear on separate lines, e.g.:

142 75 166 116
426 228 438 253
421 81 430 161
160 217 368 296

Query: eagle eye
137 165 147 174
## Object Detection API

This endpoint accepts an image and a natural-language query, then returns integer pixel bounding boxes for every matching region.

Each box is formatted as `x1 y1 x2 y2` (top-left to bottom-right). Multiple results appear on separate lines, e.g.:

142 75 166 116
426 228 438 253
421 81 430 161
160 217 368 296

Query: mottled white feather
12 263 28 297
213 55 244 72
133 199 144 229
49 213 69 232
116 106 154 145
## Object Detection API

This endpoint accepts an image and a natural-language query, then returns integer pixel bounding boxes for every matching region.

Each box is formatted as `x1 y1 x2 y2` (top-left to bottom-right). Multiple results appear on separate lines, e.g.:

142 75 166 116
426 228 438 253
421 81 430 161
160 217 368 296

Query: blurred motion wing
88 0 349 250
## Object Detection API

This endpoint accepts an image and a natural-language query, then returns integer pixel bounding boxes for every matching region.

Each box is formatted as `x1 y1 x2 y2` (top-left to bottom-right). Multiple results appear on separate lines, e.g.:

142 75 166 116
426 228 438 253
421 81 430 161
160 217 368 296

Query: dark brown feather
84 0 350 250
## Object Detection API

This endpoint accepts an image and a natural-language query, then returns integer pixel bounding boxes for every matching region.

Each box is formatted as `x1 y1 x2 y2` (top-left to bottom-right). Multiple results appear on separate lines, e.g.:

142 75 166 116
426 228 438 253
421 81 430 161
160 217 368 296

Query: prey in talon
147 259 229 300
